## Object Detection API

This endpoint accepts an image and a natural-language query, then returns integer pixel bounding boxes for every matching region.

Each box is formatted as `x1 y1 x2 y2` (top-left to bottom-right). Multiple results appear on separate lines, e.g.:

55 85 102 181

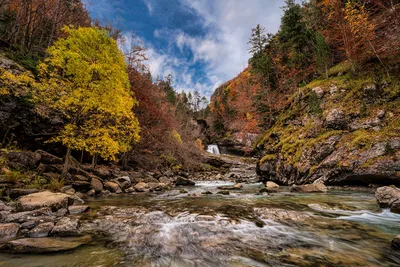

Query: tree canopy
35 26 140 171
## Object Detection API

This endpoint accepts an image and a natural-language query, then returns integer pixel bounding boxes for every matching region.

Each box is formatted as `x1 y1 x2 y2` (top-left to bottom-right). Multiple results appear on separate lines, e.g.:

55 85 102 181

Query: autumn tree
35 26 140 173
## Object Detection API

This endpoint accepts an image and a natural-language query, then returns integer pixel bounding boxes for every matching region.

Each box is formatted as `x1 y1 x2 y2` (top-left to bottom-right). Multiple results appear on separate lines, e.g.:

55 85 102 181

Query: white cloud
177 0 284 86
145 0 284 99
142 0 154 14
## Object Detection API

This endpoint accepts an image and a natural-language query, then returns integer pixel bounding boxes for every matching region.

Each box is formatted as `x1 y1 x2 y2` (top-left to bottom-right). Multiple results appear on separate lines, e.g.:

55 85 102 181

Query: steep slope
207 68 262 154
256 63 400 186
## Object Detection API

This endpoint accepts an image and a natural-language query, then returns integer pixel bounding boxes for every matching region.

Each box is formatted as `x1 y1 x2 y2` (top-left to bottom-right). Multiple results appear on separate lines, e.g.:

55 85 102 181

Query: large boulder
104 182 122 193
17 191 73 212
7 151 41 169
325 109 347 130
133 182 150 192
90 178 103 193
0 235 92 253
375 186 400 209
1 207 54 223
392 235 400 250
68 205 89 215
51 217 79 237
26 222 54 238
291 183 328 193
112 176 131 190
266 181 280 192
175 177 195 186
0 223 20 242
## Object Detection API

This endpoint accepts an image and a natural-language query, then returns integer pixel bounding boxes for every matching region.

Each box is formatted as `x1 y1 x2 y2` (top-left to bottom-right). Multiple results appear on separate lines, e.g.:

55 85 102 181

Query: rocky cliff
256 63 400 186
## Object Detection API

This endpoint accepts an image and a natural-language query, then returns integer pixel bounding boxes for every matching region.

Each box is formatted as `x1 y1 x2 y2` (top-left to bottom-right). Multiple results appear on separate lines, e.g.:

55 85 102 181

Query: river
1 182 400 266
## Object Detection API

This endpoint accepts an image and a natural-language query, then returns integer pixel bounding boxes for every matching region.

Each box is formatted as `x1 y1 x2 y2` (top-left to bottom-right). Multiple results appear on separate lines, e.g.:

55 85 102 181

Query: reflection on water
1 182 400 266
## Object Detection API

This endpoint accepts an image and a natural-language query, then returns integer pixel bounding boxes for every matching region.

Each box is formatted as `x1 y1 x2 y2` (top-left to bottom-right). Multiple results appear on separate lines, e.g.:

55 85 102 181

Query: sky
84 0 285 99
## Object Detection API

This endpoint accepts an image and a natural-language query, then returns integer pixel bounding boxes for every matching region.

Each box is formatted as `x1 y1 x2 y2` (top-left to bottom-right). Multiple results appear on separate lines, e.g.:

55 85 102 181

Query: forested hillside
208 0 399 157
0 0 209 174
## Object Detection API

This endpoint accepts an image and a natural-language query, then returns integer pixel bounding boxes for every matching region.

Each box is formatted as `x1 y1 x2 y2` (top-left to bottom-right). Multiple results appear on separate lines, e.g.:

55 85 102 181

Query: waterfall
207 144 220 155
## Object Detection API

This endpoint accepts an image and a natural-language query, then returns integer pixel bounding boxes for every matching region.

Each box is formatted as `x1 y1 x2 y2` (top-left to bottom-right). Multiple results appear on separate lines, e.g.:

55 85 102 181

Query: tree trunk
63 147 71 174
48 0 60 47
91 153 98 169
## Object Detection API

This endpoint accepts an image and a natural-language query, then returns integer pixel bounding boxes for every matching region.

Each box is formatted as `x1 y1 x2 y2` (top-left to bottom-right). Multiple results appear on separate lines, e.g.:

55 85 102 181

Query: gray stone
26 222 54 238
175 177 195 186
21 220 38 230
112 176 131 190
2 207 54 223
325 109 347 130
1 235 92 253
133 182 150 192
104 182 122 193
7 151 41 169
17 191 73 212
375 186 400 208
392 235 400 250
51 217 79 237
68 205 89 215
90 178 103 193
0 223 19 242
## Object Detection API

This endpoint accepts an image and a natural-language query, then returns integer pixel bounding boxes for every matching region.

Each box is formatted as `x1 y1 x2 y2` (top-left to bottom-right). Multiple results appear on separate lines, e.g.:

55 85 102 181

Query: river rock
392 235 400 250
0 200 14 211
266 181 279 190
234 183 243 189
17 191 73 212
87 189 96 196
72 181 91 191
1 235 92 253
112 176 131 190
175 177 195 186
55 208 68 217
148 182 169 192
104 182 122 193
134 182 150 192
21 220 38 230
68 205 89 215
51 217 79 237
26 222 54 238
0 223 20 242
158 176 172 184
290 183 327 193
7 151 41 169
2 207 54 223
375 186 400 208
217 190 230 195
90 178 103 193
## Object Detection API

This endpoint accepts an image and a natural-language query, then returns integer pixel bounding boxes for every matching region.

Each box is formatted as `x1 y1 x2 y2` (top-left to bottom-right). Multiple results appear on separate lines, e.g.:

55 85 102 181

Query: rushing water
1 182 400 266
206 145 220 155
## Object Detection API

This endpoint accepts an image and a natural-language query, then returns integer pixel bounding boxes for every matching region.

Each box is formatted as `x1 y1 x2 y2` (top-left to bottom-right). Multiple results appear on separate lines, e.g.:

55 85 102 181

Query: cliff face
256 64 400 186
207 69 261 154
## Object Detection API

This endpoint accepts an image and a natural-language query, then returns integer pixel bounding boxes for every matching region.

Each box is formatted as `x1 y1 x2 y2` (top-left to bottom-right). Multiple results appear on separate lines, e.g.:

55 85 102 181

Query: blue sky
84 0 285 99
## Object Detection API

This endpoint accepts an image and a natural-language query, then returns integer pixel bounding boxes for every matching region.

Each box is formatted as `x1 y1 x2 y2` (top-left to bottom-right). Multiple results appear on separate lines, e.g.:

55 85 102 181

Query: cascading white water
207 144 220 154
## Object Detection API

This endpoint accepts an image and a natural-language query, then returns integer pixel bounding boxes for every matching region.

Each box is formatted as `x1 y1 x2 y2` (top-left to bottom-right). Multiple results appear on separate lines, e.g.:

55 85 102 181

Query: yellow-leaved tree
35 26 140 173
